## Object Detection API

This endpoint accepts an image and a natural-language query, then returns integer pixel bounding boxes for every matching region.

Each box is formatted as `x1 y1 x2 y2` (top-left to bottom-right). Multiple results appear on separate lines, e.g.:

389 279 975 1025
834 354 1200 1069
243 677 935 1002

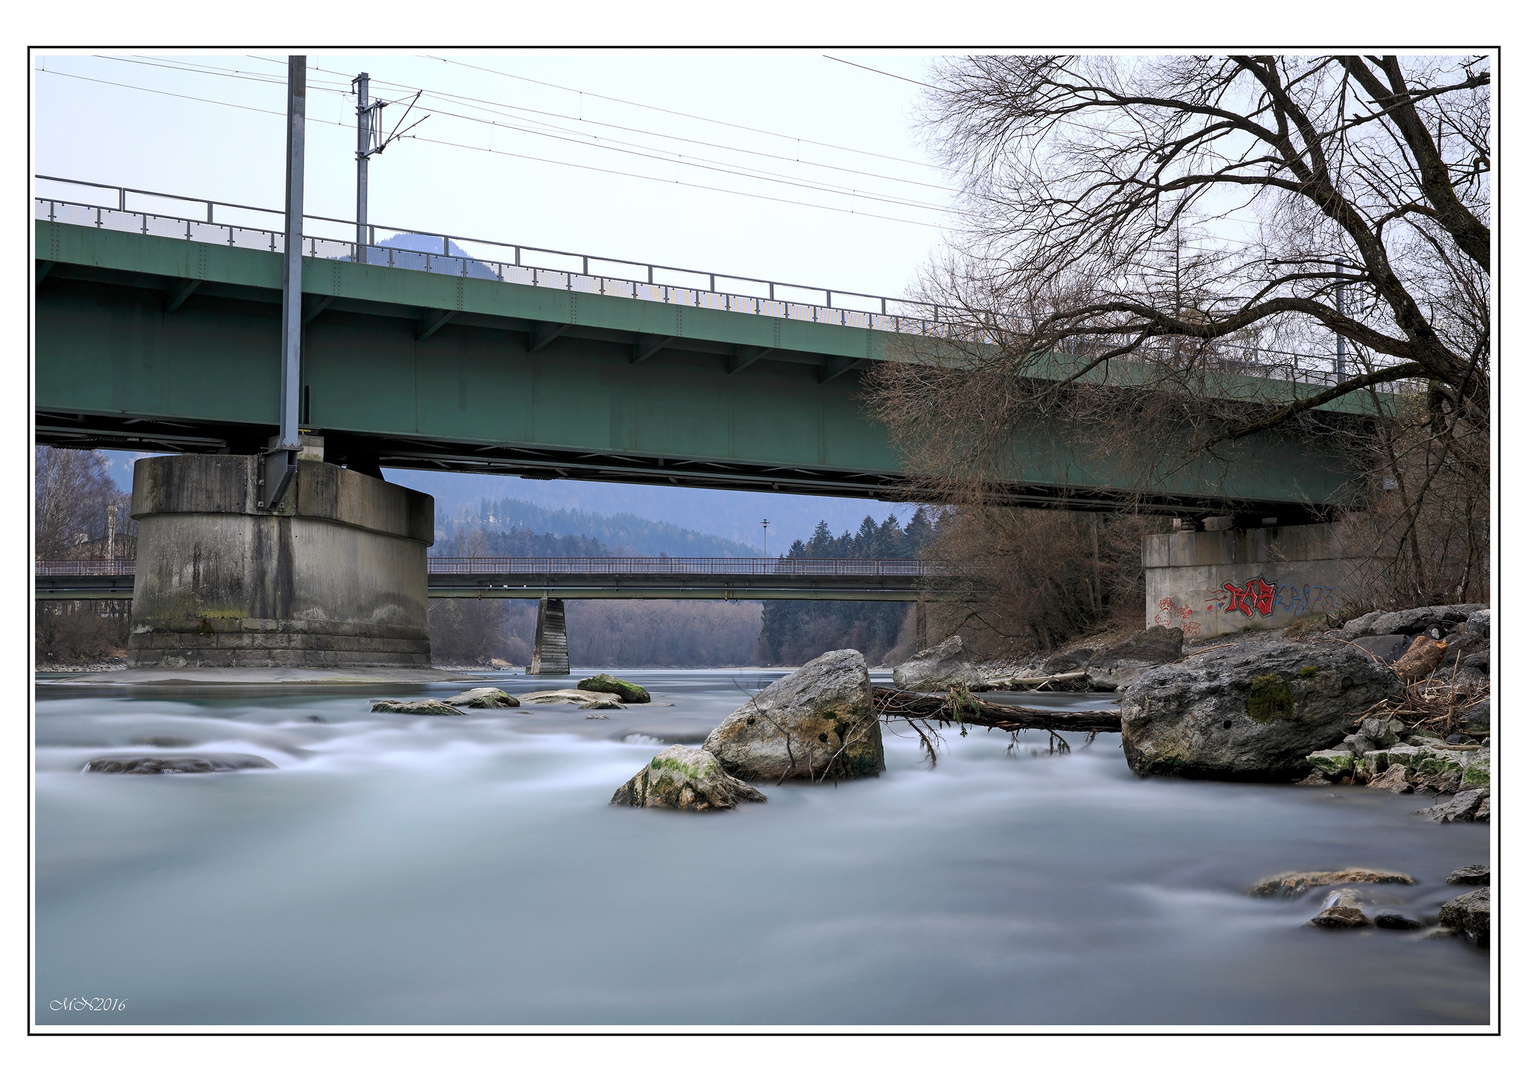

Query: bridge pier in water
527 598 570 675
1143 521 1359 639
127 453 435 668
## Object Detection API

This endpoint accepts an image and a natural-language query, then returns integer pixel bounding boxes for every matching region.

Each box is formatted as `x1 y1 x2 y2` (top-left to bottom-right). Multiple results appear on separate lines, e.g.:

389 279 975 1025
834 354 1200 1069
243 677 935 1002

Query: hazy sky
32 50 959 544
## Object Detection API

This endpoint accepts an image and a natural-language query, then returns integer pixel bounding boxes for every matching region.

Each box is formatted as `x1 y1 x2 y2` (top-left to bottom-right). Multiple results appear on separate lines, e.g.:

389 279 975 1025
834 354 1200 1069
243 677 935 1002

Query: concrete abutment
1143 522 1360 639
128 453 434 667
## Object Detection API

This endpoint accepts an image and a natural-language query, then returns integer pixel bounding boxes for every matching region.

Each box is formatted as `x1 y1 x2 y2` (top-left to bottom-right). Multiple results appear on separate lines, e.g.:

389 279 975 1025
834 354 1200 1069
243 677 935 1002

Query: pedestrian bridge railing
36 557 942 578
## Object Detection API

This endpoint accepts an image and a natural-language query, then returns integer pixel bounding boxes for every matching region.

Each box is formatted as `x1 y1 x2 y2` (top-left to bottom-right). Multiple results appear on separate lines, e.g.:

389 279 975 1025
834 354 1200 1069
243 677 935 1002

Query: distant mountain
454 497 758 558
387 470 918 554
355 232 500 279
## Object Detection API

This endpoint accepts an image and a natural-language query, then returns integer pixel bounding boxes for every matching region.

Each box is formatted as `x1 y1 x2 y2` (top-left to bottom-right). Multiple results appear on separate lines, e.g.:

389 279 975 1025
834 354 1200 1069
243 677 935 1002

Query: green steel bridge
34 176 1378 520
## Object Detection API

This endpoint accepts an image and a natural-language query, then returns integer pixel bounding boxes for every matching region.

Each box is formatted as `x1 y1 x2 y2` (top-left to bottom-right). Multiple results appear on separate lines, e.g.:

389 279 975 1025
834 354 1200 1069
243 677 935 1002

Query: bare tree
868 54 1489 603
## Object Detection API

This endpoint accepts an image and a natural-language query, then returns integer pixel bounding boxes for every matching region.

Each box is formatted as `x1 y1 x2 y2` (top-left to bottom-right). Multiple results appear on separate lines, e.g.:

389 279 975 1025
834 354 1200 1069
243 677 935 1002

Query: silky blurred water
35 669 1489 1026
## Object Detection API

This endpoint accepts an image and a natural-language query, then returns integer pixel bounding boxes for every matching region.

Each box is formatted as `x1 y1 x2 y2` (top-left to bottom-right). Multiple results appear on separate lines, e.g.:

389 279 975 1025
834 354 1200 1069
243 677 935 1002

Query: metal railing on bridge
34 175 1357 389
36 557 939 579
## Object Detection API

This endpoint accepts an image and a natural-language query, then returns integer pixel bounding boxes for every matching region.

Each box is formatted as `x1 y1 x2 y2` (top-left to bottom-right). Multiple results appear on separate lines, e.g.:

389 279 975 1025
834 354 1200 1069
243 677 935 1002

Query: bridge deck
35 180 1376 517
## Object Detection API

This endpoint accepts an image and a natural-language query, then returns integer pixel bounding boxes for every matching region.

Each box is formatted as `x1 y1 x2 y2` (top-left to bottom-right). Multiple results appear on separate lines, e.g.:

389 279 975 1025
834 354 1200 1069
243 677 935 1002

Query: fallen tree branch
873 686 1121 733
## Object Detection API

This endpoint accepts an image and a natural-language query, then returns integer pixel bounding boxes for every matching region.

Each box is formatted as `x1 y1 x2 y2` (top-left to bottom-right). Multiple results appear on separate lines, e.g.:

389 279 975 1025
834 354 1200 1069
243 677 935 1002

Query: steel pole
263 54 305 508
355 72 369 265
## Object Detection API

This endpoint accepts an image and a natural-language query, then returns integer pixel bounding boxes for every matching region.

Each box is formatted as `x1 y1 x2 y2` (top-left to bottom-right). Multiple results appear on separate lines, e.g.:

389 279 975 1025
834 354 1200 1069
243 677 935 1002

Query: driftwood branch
872 686 1121 734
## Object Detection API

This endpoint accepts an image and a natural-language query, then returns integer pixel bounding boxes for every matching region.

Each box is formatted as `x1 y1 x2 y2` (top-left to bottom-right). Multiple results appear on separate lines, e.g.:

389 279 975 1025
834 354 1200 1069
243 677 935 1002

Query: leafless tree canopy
868 55 1490 499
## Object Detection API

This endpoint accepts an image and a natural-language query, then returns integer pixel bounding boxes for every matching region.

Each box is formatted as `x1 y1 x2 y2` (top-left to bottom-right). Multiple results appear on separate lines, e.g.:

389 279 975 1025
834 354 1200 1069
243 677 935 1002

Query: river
34 668 1489 1027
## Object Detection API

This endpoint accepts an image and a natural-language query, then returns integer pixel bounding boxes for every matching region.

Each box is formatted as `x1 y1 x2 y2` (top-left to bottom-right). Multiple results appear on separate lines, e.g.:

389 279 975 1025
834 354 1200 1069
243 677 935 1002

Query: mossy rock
577 673 651 703
1246 674 1295 723
610 745 765 811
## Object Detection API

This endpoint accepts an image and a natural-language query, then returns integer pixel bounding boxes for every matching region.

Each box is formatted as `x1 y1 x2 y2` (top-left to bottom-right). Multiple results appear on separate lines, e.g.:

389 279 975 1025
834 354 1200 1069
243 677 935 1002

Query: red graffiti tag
1221 577 1278 617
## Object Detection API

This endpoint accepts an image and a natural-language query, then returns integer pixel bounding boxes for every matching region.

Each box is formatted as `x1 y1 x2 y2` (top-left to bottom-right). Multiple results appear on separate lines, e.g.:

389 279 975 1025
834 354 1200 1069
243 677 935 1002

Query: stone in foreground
1412 788 1487 823
1446 865 1490 886
576 674 650 703
442 687 520 708
371 699 465 715
84 754 276 774
1372 911 1425 930
519 689 626 708
1250 868 1416 899
1120 641 1403 780
1438 888 1490 948
610 745 765 811
704 649 883 782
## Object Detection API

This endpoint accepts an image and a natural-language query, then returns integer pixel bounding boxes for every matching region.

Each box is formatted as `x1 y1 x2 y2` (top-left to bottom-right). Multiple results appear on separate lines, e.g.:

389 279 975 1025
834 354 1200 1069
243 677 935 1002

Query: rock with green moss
519 689 625 709
443 687 520 708
703 649 884 782
1306 748 1355 778
1119 641 1402 780
371 699 465 715
610 745 765 811
576 674 650 703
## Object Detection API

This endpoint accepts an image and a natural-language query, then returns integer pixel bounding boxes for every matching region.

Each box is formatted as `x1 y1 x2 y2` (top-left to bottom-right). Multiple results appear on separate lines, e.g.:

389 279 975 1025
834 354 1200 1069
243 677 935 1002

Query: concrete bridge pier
127 451 435 667
1143 521 1359 639
527 598 570 675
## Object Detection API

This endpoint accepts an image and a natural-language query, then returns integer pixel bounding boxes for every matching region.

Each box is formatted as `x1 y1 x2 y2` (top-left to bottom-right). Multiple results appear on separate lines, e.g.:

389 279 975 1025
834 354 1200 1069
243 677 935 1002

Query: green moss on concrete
1246 674 1295 723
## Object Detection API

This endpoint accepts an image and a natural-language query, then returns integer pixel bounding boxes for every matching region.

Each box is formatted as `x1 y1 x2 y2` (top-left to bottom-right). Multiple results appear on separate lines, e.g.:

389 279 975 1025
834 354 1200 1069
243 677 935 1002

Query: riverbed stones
442 687 520 708
1412 787 1487 823
370 699 465 715
1465 609 1490 638
84 754 276 774
704 648 883 782
1335 604 1485 641
1447 865 1490 886
577 674 650 703
610 745 766 811
1120 641 1403 780
1438 887 1491 947
1085 626 1183 691
1372 910 1425 930
1250 868 1415 899
1305 748 1355 779
519 689 625 709
1309 905 1372 929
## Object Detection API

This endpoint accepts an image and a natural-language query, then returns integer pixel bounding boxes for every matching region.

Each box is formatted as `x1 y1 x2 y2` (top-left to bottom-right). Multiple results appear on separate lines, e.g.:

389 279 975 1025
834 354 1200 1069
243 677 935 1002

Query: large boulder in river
1086 625 1184 690
1119 641 1403 780
892 636 980 691
1439 887 1491 948
704 649 883 782
577 674 650 703
610 745 765 811
519 689 625 709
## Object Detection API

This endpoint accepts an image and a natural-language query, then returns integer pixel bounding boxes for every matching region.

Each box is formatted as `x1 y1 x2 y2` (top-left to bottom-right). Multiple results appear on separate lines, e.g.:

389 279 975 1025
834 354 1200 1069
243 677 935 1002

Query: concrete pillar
1142 521 1359 639
127 453 434 667
527 597 569 675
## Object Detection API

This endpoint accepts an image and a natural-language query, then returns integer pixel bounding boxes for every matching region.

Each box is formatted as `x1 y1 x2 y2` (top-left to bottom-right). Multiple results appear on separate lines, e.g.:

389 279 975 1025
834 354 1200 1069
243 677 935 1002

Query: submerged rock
1309 905 1371 929
577 674 650 703
1120 641 1402 780
84 754 275 774
1438 887 1491 947
1372 911 1425 930
442 687 520 708
704 649 883 782
610 745 765 811
1085 625 1183 690
519 689 625 709
1250 868 1416 899
371 699 465 715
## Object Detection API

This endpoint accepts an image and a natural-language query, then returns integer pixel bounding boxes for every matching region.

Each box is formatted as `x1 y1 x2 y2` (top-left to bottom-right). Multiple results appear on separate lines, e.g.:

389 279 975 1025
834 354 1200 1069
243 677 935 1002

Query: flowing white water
35 670 1488 1026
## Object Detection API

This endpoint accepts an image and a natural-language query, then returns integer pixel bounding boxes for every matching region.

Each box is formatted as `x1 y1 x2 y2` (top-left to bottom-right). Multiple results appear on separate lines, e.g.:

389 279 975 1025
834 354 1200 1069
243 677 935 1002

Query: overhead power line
34 65 948 231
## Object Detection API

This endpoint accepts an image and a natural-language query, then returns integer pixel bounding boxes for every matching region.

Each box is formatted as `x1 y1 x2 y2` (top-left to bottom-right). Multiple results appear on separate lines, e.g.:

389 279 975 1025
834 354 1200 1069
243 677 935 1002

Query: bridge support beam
127 452 435 668
1143 522 1359 640
527 598 570 675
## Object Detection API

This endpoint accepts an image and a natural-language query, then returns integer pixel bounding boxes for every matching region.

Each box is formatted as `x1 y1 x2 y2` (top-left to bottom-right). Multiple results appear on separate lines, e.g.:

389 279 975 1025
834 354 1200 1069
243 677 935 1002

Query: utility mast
351 73 427 265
